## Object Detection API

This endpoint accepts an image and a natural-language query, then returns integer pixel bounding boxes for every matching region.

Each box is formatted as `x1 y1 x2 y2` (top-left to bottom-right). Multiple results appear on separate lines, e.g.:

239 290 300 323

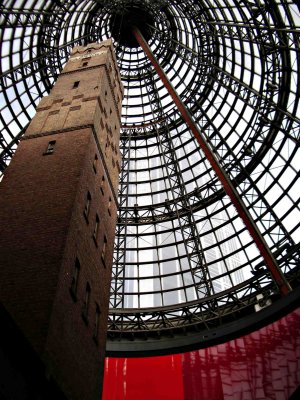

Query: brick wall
0 40 122 400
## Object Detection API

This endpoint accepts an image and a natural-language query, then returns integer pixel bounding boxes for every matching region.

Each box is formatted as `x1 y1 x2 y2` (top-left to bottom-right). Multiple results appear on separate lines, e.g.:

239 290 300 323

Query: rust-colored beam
132 26 292 296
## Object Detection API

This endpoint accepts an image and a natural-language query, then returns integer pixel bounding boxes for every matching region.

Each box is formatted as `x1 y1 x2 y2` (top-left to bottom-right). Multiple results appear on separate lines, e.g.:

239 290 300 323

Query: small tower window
44 140 56 155
84 191 91 221
82 282 91 324
93 303 101 343
93 154 98 173
82 61 88 67
93 214 100 244
73 81 80 88
100 176 105 195
108 197 112 216
101 235 107 265
70 258 80 301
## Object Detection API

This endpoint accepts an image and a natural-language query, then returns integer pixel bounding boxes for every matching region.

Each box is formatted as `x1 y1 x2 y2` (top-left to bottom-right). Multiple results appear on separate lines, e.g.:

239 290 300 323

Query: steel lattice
0 0 299 354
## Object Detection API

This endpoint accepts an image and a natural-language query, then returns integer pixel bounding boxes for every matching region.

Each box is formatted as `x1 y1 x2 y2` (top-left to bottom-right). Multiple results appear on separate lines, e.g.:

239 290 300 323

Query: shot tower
0 39 123 400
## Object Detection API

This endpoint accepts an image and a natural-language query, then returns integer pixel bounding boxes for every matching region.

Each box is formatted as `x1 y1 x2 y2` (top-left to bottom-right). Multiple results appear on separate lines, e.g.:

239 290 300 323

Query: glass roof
0 0 300 354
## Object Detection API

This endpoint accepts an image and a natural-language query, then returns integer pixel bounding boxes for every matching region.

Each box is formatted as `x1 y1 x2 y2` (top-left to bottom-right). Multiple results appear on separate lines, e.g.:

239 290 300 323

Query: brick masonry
0 39 123 400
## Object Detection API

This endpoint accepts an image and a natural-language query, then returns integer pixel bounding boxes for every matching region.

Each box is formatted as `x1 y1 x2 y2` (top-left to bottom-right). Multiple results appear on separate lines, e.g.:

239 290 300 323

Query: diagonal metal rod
132 26 292 296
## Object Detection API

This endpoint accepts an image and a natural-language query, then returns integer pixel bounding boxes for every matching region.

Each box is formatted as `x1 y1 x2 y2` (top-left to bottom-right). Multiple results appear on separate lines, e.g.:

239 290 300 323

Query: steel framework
0 0 300 354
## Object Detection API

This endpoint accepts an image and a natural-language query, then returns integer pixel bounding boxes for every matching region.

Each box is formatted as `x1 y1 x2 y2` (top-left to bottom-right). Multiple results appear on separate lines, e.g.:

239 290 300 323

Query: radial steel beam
132 26 292 296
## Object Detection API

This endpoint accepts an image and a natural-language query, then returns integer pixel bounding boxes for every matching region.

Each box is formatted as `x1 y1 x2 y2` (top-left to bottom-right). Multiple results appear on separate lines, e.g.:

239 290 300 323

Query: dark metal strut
132 26 292 296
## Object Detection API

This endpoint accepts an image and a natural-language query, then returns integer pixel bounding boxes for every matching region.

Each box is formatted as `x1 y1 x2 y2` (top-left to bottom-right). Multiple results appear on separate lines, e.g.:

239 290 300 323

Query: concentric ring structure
1 0 300 355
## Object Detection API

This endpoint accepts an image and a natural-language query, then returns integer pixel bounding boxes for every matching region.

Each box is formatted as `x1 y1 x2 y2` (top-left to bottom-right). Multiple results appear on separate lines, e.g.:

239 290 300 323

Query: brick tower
0 39 123 400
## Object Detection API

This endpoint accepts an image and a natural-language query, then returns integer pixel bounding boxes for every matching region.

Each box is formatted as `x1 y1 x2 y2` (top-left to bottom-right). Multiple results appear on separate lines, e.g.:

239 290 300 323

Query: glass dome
0 0 299 354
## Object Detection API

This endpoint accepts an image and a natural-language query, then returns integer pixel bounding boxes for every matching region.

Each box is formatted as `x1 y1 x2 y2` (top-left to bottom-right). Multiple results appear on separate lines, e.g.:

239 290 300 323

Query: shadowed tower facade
0 39 123 400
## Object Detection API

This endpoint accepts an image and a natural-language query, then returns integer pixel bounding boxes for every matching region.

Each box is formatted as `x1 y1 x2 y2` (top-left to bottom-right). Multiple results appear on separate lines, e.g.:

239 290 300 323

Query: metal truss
110 132 132 308
145 72 212 298
107 273 278 337
0 0 299 352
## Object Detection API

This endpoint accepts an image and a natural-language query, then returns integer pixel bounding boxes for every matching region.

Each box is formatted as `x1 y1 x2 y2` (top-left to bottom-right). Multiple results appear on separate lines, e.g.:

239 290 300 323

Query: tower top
62 39 123 100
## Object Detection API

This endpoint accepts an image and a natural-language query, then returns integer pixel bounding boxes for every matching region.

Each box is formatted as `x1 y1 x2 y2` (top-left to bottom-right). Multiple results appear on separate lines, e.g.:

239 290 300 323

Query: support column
132 26 291 296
